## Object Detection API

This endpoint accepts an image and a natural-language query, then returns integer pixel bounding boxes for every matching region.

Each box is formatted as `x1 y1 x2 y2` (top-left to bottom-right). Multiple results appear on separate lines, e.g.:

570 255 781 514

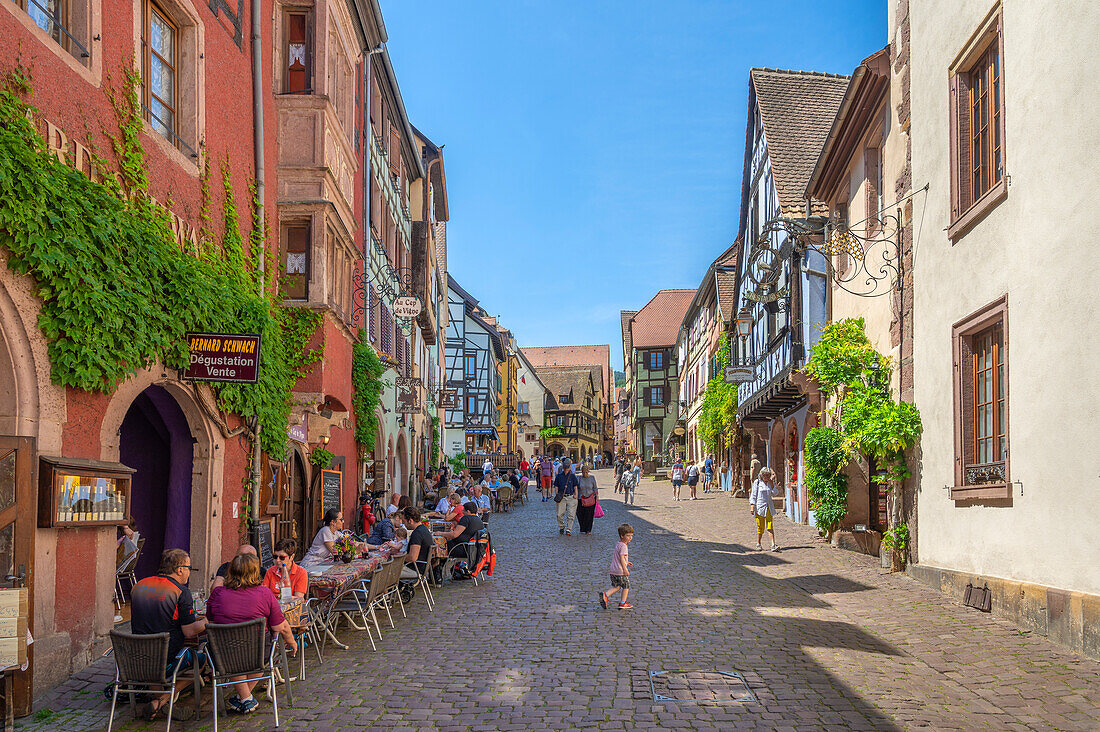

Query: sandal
599 592 608 609
140 701 162 722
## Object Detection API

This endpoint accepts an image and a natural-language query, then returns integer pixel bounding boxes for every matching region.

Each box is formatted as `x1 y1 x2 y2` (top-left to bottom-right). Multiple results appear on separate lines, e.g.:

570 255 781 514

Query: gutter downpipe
251 2 264 523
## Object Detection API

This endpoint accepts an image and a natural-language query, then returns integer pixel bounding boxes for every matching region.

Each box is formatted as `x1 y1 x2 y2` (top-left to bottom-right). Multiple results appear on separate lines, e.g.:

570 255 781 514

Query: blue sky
382 1 887 370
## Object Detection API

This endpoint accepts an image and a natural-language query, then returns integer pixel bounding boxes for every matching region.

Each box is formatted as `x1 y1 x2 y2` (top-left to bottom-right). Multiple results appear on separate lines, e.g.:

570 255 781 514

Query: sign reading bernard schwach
184 333 261 383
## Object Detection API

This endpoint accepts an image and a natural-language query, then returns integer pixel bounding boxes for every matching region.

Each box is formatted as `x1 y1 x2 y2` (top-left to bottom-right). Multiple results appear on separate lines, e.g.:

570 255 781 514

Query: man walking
702 454 714 493
554 457 580 536
614 458 625 493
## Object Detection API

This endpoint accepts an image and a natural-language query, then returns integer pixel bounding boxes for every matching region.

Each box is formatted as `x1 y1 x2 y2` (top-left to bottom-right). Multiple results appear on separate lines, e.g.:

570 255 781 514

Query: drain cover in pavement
649 670 756 704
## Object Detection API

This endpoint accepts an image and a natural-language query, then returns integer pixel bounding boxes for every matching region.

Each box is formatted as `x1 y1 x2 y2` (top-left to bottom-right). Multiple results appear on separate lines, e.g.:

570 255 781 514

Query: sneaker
565 530 572 536
559 527 565 535
771 545 781 552
227 696 258 714
755 544 763 551
598 592 608 609
617 602 633 609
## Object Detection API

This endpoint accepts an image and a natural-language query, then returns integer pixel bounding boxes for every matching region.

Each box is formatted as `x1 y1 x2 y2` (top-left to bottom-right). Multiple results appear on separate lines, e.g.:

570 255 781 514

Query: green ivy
309 446 334 468
804 426 849 532
882 522 910 554
0 67 321 459
351 332 386 453
698 334 737 454
430 414 440 465
802 318 922 530
539 426 565 439
448 452 467 475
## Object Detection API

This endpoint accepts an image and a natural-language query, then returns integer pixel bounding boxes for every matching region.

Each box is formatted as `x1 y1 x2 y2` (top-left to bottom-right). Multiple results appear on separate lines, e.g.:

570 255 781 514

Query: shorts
703 473 713 483
610 575 630 589
672 479 682 487
755 511 773 532
541 476 552 489
687 476 699 486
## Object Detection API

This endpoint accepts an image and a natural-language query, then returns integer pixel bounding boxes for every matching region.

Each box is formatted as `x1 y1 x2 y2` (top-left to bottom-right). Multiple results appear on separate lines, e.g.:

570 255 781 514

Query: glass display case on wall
38 456 134 528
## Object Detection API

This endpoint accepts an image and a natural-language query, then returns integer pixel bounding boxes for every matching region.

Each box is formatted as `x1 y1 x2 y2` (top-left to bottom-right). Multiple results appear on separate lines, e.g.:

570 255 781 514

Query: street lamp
734 307 753 338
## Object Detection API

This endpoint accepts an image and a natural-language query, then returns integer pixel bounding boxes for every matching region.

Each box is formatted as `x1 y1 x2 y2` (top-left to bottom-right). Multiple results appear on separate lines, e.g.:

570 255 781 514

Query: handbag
553 489 564 503
593 501 605 519
579 493 596 508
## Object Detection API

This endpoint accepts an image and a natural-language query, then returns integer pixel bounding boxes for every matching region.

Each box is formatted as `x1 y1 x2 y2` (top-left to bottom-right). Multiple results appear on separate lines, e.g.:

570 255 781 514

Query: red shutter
286 13 311 94
388 125 401 174
369 66 381 135
367 285 377 344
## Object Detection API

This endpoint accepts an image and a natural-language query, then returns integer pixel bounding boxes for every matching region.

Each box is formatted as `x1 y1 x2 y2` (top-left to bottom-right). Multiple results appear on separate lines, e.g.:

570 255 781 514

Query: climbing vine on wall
802 318 922 532
698 333 738 454
0 66 322 459
352 332 386 454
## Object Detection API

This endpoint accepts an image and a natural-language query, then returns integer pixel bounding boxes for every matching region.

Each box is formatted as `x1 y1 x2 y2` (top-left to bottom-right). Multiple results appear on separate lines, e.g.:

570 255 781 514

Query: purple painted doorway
119 385 194 580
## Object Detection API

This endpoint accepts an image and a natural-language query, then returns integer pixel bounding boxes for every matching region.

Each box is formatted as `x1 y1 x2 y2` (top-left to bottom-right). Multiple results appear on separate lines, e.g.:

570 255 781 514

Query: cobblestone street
20 469 1100 731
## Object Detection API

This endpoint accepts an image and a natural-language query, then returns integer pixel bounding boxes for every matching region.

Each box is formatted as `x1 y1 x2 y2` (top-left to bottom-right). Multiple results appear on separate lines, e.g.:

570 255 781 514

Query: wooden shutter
950 72 972 218
369 176 381 235
388 124 401 174
369 66 381 135
367 285 377 344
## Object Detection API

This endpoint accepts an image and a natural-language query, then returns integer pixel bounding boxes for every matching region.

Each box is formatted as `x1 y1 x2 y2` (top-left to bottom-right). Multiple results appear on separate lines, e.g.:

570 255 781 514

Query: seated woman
426 489 458 519
206 554 298 714
444 499 466 522
262 538 308 599
301 509 365 566
365 511 396 546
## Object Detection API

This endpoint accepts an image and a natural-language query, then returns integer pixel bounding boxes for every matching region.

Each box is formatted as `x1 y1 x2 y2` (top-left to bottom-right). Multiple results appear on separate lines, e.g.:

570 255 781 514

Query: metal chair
379 551 408 620
401 558 435 612
204 619 281 731
114 537 145 608
443 531 483 585
106 630 201 732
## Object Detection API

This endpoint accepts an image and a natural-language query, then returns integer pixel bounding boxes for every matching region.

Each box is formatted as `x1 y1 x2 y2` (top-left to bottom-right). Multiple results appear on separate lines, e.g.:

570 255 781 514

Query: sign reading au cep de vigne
184 333 261 383
393 296 422 319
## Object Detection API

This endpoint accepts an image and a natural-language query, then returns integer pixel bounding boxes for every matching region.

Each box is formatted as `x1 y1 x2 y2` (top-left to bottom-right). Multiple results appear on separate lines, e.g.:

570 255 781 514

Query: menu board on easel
251 519 274 572
321 469 342 517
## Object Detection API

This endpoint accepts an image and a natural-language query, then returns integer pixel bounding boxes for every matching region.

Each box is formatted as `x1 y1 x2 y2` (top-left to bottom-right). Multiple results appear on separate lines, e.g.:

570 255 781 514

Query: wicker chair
106 630 200 732
497 485 514 512
204 619 281 731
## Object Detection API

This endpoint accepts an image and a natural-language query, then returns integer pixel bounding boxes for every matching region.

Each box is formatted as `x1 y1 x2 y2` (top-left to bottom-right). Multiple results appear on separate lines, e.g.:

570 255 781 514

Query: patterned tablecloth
307 550 393 599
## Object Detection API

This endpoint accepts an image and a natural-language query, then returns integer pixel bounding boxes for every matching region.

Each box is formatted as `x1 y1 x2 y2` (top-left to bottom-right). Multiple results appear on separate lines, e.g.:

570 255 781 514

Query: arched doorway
547 442 564 458
119 385 194 579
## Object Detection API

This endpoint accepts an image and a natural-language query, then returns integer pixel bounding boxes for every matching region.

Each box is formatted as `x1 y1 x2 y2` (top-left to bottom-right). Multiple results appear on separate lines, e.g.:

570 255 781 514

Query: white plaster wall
911 0 1100 594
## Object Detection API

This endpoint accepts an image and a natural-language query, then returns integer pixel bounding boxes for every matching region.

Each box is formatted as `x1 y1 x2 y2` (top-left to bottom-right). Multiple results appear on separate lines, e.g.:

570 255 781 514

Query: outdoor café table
306 550 393 648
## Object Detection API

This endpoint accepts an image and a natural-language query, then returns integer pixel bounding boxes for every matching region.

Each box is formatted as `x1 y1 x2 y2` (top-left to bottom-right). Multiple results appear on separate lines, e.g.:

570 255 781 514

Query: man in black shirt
443 502 485 552
399 506 436 580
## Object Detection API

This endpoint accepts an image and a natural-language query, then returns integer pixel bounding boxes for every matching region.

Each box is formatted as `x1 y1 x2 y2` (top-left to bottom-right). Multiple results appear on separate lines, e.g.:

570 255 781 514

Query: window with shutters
647 351 665 370
951 295 1009 500
283 11 312 94
645 386 664 408
381 303 392 356
367 284 377 344
864 145 883 234
281 223 310 300
948 5 1006 241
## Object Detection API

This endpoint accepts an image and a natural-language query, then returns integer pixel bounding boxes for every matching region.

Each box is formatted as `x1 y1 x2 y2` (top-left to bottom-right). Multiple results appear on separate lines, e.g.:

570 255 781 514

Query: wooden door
277 452 307 557
0 436 36 716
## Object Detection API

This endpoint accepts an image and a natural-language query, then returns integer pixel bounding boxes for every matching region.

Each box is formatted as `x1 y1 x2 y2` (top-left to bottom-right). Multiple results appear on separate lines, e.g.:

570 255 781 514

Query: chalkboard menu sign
252 519 274 572
321 469 342 517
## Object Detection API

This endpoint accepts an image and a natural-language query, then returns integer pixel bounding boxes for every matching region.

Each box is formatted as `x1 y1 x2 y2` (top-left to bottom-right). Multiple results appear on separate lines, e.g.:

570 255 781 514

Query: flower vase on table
340 551 355 564
334 532 358 563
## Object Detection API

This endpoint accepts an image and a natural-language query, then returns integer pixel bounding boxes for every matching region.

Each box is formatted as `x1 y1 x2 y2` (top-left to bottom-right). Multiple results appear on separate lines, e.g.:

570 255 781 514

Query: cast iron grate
649 670 757 704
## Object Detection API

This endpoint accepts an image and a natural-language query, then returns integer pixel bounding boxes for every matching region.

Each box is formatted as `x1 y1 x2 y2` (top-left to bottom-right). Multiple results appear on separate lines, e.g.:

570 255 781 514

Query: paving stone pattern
18 470 1100 731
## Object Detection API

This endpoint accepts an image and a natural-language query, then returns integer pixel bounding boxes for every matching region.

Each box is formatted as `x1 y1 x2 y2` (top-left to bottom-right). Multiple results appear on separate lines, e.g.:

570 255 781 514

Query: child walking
599 524 634 609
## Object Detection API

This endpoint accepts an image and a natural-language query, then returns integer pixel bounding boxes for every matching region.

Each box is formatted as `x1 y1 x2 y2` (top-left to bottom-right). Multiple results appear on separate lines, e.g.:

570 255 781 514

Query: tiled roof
630 289 695 349
521 345 611 404
537 367 595 411
751 68 850 216
716 270 738 322
620 310 637 367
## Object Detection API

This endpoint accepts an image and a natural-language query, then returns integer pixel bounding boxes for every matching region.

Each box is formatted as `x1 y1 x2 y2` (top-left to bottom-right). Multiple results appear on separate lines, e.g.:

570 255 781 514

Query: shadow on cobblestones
15 470 1100 731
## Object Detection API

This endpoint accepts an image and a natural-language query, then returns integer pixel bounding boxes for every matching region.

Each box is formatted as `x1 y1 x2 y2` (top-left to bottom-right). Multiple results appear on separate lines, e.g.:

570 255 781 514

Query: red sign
184 332 261 383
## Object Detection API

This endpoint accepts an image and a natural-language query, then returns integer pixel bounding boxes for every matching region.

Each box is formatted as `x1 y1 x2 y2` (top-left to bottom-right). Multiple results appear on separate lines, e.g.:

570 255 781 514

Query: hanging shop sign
393 296 423 319
288 415 308 444
440 389 458 409
465 426 496 436
396 377 421 413
183 332 261 383
724 366 755 384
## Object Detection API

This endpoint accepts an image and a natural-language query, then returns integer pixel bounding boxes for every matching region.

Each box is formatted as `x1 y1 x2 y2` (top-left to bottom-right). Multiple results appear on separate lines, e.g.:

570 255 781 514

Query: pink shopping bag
593 501 605 519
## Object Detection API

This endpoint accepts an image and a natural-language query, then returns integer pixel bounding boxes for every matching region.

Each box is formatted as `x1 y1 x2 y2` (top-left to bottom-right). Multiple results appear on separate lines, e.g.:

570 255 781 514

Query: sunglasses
274 555 290 561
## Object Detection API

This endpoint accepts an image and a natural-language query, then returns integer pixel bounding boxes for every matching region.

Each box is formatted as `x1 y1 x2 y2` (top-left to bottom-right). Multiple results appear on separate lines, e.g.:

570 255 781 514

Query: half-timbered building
444 276 504 454
732 68 848 523
539 367 601 463
623 290 695 469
